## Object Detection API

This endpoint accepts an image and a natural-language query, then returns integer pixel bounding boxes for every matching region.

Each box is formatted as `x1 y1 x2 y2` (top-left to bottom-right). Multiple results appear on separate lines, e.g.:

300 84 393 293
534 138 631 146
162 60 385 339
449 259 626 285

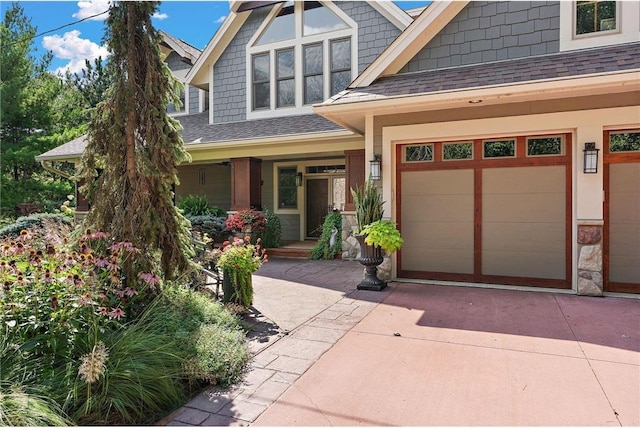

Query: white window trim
559 1 640 51
246 1 358 120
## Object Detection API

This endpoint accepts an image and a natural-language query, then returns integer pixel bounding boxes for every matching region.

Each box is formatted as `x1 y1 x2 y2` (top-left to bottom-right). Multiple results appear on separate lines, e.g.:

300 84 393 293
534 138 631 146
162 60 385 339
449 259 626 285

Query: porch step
267 247 311 259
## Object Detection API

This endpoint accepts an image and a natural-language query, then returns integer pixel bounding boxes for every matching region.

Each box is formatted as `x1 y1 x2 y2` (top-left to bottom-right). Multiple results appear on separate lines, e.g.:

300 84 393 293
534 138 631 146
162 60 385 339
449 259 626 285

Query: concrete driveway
165 258 640 426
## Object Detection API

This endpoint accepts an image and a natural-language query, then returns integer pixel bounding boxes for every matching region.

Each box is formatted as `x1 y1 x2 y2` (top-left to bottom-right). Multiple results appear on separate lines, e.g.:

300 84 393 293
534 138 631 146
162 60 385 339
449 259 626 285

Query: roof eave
316 70 640 132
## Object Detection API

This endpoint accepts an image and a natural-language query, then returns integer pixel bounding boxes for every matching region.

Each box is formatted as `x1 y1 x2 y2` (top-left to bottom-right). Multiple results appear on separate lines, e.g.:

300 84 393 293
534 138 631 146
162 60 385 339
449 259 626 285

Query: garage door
604 130 640 293
398 134 571 289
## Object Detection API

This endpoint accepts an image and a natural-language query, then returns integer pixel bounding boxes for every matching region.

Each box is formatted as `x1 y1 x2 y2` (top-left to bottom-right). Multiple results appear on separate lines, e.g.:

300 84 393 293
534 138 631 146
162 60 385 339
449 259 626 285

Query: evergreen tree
79 1 194 280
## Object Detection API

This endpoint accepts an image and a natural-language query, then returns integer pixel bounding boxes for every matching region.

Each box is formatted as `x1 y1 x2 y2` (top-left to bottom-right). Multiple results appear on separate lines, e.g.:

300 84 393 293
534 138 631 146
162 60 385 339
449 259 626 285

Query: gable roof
35 113 349 162
159 30 201 64
187 1 412 90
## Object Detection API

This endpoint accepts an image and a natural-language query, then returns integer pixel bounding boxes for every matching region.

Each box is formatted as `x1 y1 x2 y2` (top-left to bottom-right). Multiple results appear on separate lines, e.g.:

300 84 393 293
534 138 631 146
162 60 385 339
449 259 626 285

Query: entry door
306 178 329 238
604 130 640 293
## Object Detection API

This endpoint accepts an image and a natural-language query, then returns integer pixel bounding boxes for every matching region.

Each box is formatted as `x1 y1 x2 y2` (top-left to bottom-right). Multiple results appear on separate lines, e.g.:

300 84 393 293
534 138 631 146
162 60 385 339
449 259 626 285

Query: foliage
225 209 266 234
361 220 403 253
610 132 640 152
66 318 186 425
0 382 72 426
0 212 72 238
178 195 213 216
350 179 384 232
309 211 343 260
216 236 267 308
186 214 229 244
66 57 113 115
141 286 250 386
261 208 281 248
78 2 194 282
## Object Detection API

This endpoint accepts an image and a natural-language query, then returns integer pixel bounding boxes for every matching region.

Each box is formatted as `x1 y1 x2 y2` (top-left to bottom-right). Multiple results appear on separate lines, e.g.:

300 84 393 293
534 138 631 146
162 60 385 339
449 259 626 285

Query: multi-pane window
252 53 270 110
304 43 324 105
278 167 298 209
576 1 617 35
277 48 295 108
330 38 351 96
249 2 354 113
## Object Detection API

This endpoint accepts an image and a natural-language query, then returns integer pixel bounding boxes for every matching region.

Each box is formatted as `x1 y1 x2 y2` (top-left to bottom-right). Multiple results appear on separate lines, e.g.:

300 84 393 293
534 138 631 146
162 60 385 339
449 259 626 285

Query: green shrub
144 286 250 386
209 205 227 217
178 195 213 216
361 220 403 253
309 211 343 260
0 212 72 238
186 214 229 244
261 209 281 248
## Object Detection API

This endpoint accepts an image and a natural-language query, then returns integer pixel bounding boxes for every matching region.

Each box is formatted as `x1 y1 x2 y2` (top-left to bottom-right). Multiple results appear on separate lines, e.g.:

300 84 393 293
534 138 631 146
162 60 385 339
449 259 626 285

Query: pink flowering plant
225 209 266 234
0 227 162 366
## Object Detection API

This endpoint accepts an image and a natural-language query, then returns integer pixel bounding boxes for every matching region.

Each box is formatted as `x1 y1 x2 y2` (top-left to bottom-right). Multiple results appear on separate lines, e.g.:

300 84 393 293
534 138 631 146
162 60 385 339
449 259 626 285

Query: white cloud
152 12 168 20
43 30 110 75
72 1 111 21
215 15 227 24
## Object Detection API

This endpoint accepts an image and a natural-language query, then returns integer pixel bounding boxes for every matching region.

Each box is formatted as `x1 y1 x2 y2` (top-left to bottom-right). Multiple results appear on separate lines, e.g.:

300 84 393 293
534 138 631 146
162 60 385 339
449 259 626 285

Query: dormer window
247 1 357 119
576 1 617 35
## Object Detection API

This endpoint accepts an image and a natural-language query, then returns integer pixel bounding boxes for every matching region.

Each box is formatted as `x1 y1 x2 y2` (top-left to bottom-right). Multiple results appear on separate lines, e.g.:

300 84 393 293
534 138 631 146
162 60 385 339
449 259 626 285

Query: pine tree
79 1 194 280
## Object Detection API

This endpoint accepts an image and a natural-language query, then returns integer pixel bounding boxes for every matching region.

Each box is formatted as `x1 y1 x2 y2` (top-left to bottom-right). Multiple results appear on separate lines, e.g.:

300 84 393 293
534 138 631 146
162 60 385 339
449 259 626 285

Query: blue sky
6 1 431 75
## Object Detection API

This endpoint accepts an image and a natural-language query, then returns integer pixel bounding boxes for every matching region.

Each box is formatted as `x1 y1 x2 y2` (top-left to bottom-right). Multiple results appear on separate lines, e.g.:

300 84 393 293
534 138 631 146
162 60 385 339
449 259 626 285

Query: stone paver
264 354 315 375
173 408 211 425
218 400 268 422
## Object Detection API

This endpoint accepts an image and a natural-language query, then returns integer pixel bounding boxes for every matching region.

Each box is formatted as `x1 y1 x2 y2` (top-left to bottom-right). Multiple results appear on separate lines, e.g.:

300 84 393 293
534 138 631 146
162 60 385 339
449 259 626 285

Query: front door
306 178 329 238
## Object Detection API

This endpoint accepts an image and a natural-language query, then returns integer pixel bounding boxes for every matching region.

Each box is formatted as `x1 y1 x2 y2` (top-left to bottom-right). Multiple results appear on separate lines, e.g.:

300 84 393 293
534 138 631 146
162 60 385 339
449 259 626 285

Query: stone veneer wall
577 222 603 296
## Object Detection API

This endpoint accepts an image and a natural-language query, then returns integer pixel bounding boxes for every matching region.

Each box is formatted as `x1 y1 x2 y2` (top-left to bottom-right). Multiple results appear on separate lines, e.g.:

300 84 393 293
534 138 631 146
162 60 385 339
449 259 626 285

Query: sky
6 1 432 75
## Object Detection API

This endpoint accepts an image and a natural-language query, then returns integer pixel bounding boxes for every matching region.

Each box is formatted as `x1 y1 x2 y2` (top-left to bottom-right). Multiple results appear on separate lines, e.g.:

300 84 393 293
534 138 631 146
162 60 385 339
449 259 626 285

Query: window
483 139 516 158
527 136 564 156
330 38 351 96
252 53 270 110
256 1 295 45
404 144 434 162
304 43 323 104
609 131 640 152
303 1 349 36
576 1 616 35
443 142 473 160
247 2 356 117
277 48 295 108
278 167 298 209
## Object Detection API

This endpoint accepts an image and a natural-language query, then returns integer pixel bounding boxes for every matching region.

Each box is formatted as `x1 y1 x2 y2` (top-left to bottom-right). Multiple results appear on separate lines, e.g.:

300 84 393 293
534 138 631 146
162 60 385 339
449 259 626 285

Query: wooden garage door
398 135 571 289
604 130 640 293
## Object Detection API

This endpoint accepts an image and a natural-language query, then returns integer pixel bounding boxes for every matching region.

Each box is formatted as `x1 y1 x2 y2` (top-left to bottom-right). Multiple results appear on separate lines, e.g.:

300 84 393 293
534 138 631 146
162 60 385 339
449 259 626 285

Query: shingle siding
189 85 199 114
166 51 191 72
402 1 560 73
213 6 266 124
335 2 402 74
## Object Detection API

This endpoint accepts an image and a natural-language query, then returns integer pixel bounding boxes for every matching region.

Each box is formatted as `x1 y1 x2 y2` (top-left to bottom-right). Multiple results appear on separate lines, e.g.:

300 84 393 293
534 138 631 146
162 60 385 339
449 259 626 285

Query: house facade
37 1 639 296
316 0 640 296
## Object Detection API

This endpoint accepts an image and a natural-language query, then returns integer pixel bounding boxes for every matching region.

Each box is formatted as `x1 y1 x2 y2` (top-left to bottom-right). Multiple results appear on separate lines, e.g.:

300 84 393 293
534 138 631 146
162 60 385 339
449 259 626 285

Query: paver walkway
161 259 640 426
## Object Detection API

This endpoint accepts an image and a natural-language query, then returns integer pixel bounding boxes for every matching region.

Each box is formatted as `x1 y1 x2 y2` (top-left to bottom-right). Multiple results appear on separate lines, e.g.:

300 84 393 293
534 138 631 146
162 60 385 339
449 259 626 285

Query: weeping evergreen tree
79 1 194 281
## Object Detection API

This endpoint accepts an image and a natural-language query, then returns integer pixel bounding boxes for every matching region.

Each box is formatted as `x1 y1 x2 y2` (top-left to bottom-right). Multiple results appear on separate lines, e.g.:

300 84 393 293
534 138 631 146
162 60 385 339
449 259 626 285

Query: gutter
40 160 73 180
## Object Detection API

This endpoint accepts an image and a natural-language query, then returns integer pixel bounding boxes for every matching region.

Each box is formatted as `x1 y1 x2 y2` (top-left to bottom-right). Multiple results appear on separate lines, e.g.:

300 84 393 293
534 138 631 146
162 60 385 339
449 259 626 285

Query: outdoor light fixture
295 172 303 186
583 142 599 174
370 155 382 180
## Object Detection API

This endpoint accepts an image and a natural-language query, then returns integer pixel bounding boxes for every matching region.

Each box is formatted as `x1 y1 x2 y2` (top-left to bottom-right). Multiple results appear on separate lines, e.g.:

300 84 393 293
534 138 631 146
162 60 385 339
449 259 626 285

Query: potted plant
350 180 402 290
215 236 267 311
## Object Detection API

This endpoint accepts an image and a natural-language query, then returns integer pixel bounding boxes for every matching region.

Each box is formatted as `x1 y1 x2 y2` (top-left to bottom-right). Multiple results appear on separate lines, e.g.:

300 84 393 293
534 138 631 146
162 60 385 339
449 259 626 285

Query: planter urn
355 235 386 291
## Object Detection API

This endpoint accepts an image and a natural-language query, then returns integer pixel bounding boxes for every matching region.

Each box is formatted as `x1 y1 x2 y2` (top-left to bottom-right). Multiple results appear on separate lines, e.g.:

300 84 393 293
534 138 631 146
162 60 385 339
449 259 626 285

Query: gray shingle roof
331 42 640 104
36 113 346 161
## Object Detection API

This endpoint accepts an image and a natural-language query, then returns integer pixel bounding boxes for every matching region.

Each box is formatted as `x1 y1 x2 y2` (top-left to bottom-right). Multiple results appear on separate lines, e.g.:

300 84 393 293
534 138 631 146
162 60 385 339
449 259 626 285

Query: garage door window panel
483 139 516 158
527 136 564 156
404 144 434 162
443 142 473 161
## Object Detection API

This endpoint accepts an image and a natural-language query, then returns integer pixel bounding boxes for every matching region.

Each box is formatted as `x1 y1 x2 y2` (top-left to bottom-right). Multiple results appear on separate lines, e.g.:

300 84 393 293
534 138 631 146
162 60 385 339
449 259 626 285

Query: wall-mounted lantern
583 142 599 174
295 172 303 186
370 155 382 180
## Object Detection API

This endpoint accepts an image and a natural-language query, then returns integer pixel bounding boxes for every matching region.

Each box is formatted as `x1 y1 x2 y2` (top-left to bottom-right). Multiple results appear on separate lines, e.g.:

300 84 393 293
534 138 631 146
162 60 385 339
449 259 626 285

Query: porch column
344 149 365 211
230 157 262 211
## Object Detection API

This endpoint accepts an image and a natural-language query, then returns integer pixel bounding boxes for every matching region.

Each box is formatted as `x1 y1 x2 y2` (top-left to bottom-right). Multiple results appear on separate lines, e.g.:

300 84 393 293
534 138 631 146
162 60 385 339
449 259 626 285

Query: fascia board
184 130 357 151
368 1 413 30
185 11 249 87
351 1 468 88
